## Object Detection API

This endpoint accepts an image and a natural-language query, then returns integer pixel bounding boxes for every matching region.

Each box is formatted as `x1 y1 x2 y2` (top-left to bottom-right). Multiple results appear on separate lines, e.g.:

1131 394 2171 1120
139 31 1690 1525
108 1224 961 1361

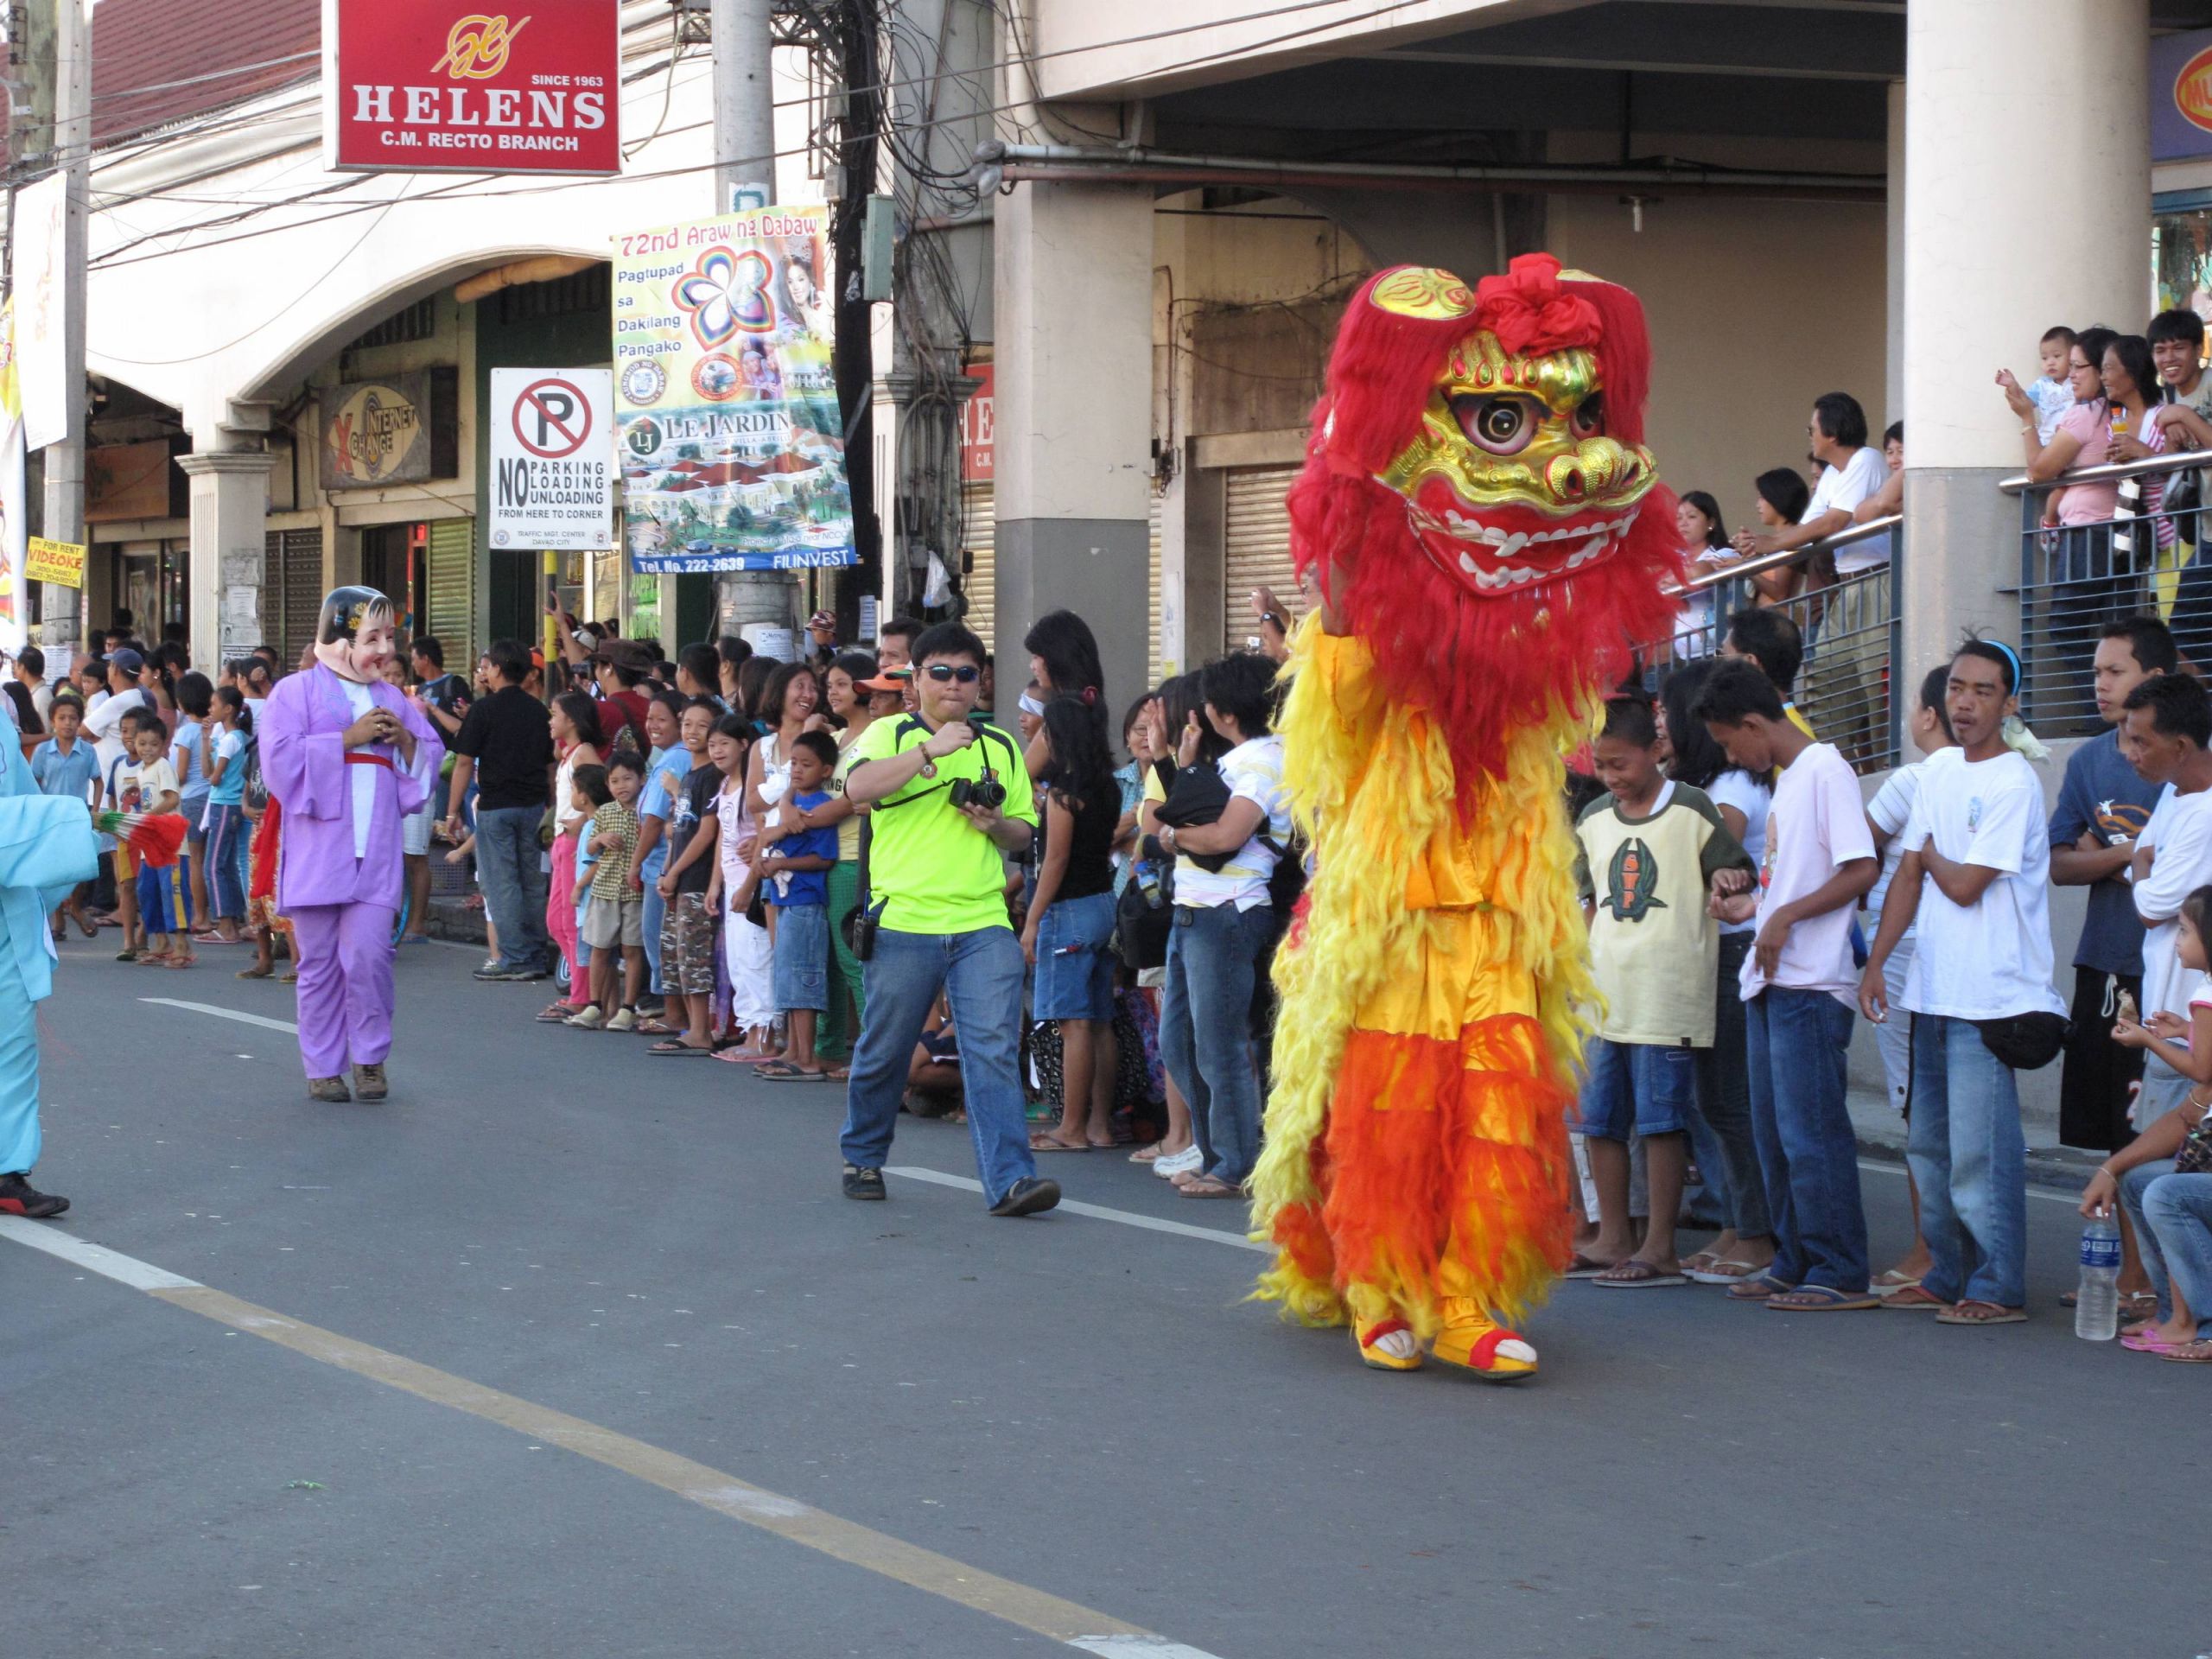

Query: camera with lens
950 773 1006 812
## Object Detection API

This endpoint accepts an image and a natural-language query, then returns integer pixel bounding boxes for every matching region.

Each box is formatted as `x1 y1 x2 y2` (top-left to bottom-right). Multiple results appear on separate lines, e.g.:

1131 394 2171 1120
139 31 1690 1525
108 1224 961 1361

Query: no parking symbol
490 367 615 551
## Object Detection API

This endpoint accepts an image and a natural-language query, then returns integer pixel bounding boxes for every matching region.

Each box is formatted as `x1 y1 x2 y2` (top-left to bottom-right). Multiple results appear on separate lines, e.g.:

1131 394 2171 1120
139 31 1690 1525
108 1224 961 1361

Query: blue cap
111 646 144 675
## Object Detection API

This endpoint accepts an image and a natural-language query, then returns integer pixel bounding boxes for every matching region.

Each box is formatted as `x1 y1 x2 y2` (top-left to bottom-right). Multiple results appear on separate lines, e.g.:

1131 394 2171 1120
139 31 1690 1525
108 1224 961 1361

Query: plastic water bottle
2075 1215 2122 1341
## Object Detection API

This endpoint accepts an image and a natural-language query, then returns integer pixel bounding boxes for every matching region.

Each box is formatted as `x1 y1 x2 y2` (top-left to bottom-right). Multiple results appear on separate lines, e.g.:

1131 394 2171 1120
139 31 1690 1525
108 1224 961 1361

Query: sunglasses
923 664 981 683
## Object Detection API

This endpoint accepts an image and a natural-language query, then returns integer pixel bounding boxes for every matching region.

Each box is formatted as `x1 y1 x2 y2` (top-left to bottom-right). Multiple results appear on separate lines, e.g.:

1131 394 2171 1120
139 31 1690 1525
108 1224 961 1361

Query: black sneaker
0 1171 69 1218
842 1164 886 1201
988 1177 1061 1218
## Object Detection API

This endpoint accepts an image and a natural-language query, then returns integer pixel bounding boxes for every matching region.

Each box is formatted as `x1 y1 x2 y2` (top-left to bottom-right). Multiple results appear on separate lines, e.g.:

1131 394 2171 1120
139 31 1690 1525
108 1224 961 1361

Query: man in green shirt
836 622 1060 1217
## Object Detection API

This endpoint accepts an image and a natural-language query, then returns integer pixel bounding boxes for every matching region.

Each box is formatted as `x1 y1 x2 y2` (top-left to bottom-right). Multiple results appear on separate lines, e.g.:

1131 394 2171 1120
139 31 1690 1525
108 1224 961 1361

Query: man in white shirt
1699 661 1881 1309
2120 673 2212 1123
82 648 151 784
1860 640 2067 1325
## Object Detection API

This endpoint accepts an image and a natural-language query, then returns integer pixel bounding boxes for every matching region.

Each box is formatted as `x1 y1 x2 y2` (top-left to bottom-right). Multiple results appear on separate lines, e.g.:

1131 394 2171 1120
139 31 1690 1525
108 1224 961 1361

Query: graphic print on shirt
1967 795 1982 832
2095 798 2153 842
1758 808 1779 893
1604 836 1666 921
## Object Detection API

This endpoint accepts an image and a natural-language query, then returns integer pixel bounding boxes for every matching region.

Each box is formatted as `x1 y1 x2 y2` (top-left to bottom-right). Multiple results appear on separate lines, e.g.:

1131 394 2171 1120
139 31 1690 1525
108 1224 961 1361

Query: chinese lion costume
1249 254 1680 1380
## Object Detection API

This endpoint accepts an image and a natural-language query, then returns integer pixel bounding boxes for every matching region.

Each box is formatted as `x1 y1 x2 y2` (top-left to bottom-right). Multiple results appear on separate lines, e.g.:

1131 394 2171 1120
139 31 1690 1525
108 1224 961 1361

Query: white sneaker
605 1007 637 1033
1153 1146 1203 1179
565 1005 607 1030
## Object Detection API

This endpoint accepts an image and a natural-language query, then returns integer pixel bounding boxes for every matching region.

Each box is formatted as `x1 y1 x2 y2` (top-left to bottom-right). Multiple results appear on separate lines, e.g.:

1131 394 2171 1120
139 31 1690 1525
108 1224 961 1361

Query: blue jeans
840 925 1037 1208
1745 987 1868 1292
475 805 550 971
771 901 829 1013
202 802 250 921
1909 1014 2027 1309
1160 900 1274 1185
2120 1160 2212 1336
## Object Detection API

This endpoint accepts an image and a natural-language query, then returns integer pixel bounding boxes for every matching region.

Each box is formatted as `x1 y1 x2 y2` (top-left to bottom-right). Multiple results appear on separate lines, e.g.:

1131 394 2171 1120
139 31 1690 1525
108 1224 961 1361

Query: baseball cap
858 667 912 693
111 646 145 675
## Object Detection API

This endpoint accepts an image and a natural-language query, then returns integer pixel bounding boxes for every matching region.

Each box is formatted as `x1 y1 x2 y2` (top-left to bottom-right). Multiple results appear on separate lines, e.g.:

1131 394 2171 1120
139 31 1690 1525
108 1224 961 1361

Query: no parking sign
490 367 614 550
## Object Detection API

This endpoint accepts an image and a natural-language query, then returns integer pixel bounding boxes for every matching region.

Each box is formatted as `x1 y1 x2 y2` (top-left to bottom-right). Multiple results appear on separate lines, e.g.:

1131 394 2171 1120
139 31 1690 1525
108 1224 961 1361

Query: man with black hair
836 621 1058 1218
2050 618 2171 1156
1860 639 2066 1325
1732 391 1888 571
1699 658 1880 1309
2145 308 2212 671
876 615 923 672
445 639 554 982
1720 608 1815 740
2121 671 2212 1125
13 645 49 727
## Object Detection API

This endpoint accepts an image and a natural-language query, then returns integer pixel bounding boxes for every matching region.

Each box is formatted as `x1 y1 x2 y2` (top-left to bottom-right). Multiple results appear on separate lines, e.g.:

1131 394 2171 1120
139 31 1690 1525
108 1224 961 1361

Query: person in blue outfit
0 690 102 1217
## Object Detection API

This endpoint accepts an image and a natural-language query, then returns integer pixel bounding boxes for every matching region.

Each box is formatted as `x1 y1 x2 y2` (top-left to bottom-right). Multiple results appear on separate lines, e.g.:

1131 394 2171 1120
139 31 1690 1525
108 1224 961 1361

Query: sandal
1881 1285 1948 1310
757 1060 828 1082
236 966 274 980
633 1018 683 1037
1563 1253 1621 1279
1683 1256 1770 1285
2158 1338 2212 1363
1765 1284 1881 1312
1726 1274 1796 1302
647 1039 713 1057
1177 1176 1243 1198
536 1004 578 1023
164 954 197 969
1934 1299 2027 1325
1029 1135 1091 1153
1593 1259 1689 1289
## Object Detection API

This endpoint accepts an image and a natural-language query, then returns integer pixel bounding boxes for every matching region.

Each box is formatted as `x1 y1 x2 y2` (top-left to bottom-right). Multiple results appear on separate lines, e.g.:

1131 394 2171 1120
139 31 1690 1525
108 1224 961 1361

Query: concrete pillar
1885 79 1904 427
1900 0 2148 690
177 450 276 675
993 179 1154 709
1154 447 1224 683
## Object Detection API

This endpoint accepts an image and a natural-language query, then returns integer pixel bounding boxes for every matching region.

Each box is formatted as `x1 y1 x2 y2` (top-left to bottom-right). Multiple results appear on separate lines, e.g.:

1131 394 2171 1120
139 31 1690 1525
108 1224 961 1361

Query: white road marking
0 1219 1231 1656
0 1216 202 1290
885 1166 1271 1254
140 997 299 1034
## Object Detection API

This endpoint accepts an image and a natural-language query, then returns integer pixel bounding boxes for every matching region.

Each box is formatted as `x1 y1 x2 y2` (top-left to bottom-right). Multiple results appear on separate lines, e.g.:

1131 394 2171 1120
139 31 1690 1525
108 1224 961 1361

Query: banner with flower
0 302 25 657
611 205 855 575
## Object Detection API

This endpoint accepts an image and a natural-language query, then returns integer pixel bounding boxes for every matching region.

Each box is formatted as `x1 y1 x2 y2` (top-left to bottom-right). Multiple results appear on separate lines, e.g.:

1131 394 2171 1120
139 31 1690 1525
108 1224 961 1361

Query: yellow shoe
1429 1301 1537 1382
1354 1318 1423 1372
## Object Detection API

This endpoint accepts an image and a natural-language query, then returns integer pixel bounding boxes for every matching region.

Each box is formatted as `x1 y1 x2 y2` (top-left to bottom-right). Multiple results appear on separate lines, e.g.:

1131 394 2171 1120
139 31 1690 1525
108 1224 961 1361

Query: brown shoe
352 1063 388 1103
307 1076 352 1103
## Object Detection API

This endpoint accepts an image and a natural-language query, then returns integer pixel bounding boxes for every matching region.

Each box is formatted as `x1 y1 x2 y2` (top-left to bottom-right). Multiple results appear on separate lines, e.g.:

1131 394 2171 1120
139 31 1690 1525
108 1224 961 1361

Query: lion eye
1450 394 1538 455
1572 392 1605 438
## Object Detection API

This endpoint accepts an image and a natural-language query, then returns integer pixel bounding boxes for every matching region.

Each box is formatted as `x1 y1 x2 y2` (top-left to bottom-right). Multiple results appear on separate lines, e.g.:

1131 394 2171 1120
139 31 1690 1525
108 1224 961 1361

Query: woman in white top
744 662 825 823
1661 659 1775 1283
1743 467 1811 607
1671 492 1735 657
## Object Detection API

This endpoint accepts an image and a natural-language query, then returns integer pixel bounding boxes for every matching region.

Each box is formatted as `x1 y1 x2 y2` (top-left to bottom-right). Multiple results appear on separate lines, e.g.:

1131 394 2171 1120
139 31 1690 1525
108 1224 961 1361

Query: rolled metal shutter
260 528 324 667
427 518 476 668
1223 465 1302 655
960 482 995 652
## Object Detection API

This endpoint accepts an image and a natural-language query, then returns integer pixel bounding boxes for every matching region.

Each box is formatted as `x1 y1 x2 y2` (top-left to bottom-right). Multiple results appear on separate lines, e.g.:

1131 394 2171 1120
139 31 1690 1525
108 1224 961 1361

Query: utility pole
706 0 788 639
827 0 879 645
39 0 85 657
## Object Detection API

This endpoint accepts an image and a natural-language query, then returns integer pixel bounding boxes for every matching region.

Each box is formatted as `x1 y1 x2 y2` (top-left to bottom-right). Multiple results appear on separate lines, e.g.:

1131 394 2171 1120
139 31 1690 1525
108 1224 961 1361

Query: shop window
498 265 609 325
2155 199 2212 319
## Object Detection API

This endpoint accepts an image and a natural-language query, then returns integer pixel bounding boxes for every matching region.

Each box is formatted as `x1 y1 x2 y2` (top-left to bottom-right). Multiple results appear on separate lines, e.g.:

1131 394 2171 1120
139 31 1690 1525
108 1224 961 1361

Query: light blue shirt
31 736 98 804
637 742 677 881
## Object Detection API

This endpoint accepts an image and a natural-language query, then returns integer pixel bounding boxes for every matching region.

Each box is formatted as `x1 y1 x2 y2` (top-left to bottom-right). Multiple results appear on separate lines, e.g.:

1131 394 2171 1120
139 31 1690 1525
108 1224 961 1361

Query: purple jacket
262 664 444 910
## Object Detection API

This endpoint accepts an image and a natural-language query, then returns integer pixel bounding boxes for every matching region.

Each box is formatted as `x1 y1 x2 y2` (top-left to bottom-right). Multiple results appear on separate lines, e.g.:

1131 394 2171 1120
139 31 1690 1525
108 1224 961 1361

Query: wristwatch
918 757 938 779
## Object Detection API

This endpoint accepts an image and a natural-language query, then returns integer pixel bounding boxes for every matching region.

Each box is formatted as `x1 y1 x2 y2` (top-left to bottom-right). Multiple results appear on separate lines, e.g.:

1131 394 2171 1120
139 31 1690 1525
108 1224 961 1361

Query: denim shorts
771 901 829 1013
1573 1037 1696 1140
1033 891 1116 1020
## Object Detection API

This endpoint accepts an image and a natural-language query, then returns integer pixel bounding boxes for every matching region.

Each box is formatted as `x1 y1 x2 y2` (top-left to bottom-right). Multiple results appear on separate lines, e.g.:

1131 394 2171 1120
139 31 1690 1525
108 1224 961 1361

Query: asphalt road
9 937 2205 1659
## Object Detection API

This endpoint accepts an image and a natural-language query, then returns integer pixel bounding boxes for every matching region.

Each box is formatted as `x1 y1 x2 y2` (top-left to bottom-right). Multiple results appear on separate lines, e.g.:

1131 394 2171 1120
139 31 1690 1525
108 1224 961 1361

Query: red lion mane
1287 255 1682 798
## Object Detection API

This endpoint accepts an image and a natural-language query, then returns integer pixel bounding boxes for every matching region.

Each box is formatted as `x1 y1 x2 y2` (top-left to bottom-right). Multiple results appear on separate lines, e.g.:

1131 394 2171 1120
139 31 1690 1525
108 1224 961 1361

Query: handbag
2173 1093 2212 1175
842 816 885 962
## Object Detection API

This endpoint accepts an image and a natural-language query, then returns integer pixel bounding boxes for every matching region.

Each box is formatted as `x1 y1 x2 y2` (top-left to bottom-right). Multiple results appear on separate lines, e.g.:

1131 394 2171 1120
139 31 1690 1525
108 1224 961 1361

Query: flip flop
757 1060 828 1082
648 1040 713 1057
2158 1338 2212 1363
2121 1329 2187 1353
235 966 274 980
633 1019 683 1037
1563 1254 1618 1279
1765 1284 1881 1312
1029 1136 1091 1153
1871 1269 1925 1296
1178 1177 1243 1198
1726 1274 1796 1302
1879 1285 1948 1310
1683 1257 1770 1285
1592 1260 1689 1289
1934 1300 2027 1325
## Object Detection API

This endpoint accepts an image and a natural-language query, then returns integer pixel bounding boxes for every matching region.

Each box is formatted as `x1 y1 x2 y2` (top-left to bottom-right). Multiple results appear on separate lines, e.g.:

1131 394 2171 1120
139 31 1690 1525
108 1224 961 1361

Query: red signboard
322 0 621 175
959 362 995 482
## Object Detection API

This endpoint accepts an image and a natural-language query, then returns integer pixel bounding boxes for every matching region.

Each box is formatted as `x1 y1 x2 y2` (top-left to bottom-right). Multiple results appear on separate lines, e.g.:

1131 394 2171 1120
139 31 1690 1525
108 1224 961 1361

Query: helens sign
321 0 621 175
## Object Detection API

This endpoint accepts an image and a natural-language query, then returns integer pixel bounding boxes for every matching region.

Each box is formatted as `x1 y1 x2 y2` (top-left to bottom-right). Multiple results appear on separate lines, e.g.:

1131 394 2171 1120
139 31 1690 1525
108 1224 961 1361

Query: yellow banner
26 536 85 588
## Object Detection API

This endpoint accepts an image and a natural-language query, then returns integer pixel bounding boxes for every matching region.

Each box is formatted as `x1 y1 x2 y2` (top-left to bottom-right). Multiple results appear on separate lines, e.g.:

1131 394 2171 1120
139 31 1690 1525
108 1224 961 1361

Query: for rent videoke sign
321 0 620 175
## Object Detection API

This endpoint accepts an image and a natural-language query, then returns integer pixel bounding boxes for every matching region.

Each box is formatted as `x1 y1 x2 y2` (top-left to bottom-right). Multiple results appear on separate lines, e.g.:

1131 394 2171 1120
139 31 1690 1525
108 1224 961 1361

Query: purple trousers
291 902 397 1079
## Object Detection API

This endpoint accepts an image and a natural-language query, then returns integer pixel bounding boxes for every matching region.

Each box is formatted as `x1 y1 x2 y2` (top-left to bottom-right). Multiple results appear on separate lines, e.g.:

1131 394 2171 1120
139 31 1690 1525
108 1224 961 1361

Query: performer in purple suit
260 587 443 1103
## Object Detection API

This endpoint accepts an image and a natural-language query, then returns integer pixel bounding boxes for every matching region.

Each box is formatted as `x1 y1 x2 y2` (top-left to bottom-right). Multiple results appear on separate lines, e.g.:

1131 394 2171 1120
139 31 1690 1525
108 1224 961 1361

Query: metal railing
1643 512 1902 774
1999 448 2212 736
